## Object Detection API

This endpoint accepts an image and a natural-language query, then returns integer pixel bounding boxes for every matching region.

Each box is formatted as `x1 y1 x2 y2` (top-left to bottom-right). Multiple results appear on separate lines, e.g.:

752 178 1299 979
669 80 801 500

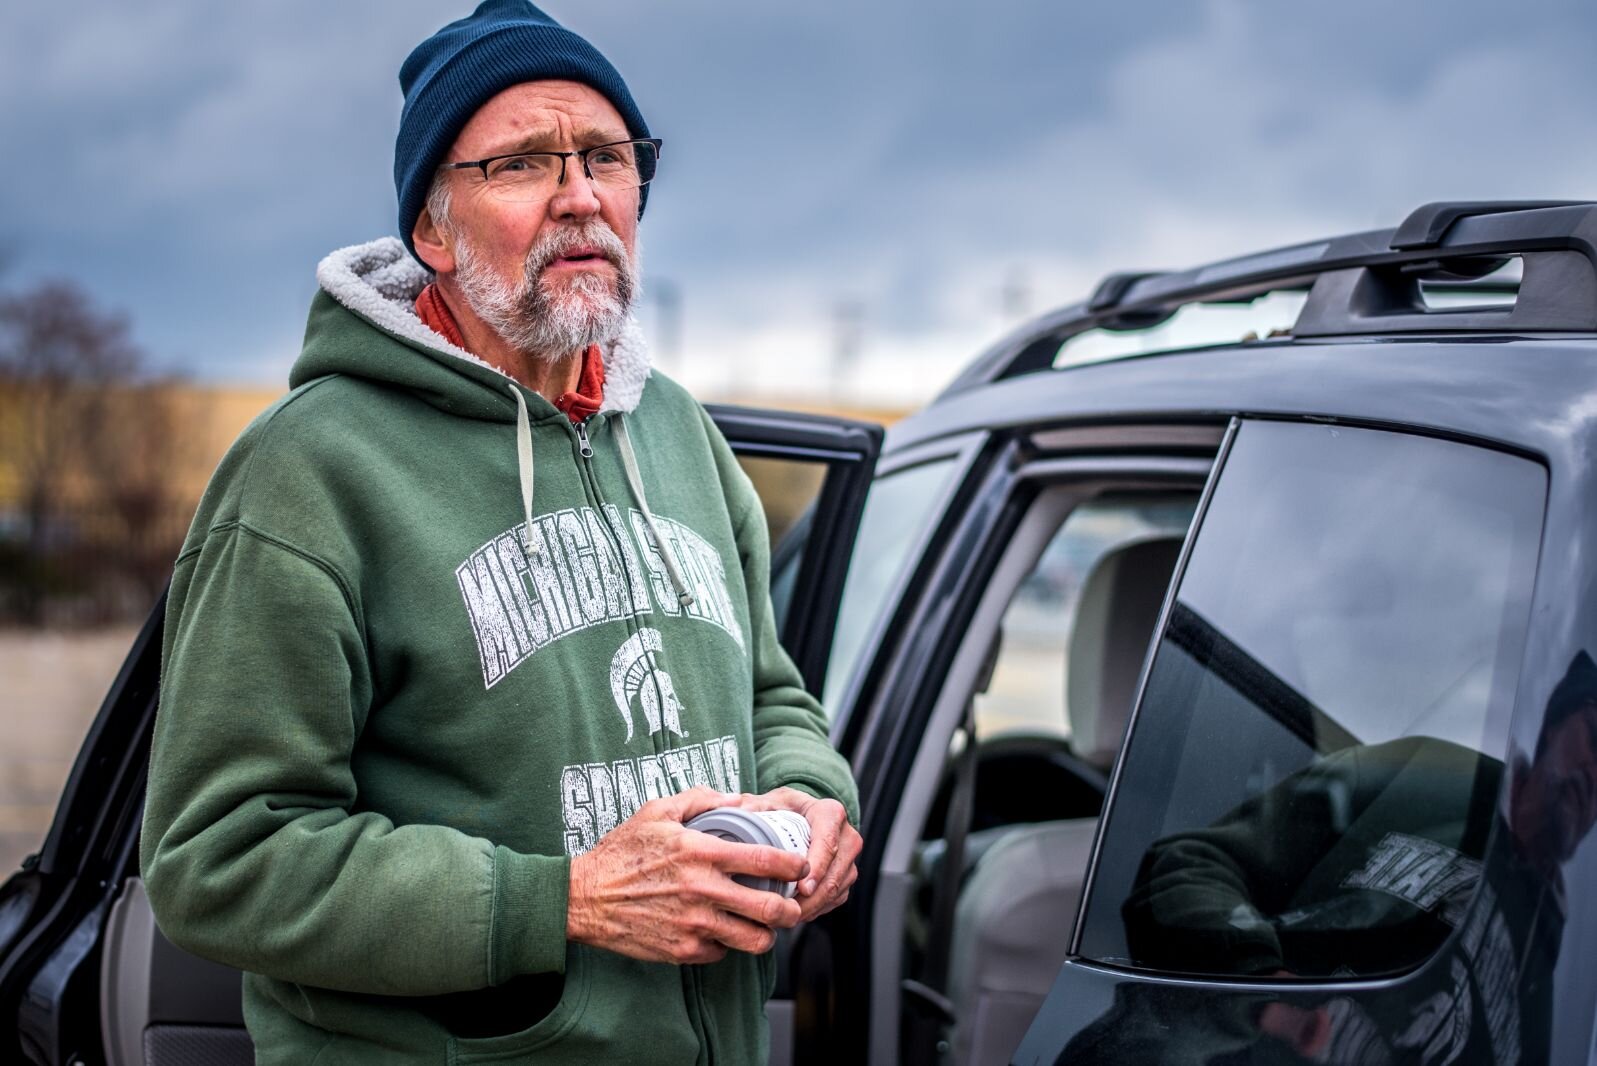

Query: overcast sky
3 0 1595 405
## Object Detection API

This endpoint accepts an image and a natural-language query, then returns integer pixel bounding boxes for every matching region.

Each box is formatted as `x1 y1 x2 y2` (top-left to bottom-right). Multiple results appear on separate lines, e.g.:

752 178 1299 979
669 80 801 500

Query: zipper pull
575 419 594 459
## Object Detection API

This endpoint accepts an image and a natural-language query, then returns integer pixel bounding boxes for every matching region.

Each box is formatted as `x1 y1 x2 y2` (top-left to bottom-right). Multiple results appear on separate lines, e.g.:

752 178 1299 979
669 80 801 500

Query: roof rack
942 200 1597 396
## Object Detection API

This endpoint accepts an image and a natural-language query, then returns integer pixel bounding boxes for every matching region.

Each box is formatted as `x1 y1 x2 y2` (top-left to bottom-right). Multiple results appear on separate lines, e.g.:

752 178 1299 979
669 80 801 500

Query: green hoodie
140 237 860 1065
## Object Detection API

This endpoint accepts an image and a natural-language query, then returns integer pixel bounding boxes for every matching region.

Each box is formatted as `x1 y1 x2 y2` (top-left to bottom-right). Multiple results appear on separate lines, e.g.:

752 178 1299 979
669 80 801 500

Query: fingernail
803 879 817 895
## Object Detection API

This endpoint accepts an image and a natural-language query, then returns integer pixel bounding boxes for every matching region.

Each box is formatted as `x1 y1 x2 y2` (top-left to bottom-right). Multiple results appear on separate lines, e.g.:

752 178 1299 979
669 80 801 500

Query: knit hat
1536 650 1597 757
394 0 651 262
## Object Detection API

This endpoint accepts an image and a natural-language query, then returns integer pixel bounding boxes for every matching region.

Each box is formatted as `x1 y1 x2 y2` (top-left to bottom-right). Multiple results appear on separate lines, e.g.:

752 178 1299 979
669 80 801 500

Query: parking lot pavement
0 627 137 875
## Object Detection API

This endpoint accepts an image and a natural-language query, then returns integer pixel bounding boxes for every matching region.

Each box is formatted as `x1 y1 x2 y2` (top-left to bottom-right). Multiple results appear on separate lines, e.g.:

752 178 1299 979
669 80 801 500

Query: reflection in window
1079 422 1546 980
821 459 957 712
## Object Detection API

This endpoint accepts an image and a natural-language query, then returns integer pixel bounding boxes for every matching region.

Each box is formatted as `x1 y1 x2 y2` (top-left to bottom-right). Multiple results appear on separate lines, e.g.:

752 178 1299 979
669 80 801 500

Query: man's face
418 80 642 355
1513 705 1597 866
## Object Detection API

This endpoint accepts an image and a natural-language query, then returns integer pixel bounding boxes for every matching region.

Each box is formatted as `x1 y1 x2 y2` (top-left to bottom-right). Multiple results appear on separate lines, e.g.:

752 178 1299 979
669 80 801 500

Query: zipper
567 415 658 765
569 415 710 1059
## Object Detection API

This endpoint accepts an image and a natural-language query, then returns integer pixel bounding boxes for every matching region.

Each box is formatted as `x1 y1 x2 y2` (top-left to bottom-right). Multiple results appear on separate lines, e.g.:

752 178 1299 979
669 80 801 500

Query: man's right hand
566 787 808 965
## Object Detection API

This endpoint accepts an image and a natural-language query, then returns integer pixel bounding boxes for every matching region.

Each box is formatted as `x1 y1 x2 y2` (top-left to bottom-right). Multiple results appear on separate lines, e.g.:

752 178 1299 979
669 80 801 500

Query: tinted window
822 459 957 711
737 454 827 637
1079 421 1545 979
977 493 1196 760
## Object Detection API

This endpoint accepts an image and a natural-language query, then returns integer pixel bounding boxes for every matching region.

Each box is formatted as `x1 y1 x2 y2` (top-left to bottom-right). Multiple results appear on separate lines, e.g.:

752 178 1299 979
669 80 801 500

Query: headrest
1065 537 1184 770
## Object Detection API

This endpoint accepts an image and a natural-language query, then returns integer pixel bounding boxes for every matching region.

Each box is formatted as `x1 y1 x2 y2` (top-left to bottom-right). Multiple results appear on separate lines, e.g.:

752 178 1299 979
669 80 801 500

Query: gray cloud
2 0 1593 397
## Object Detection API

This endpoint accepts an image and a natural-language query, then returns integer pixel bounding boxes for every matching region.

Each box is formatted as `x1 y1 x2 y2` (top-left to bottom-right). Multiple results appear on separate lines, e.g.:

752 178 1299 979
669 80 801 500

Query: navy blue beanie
395 0 651 262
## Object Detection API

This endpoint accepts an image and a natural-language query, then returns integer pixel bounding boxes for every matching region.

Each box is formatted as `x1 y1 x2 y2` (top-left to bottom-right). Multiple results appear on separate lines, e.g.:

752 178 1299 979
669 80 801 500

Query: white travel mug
685 807 812 898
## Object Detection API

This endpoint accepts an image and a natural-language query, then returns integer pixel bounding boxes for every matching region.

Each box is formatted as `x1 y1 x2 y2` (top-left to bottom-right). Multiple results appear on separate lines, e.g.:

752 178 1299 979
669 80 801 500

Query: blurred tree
0 280 186 624
84 381 187 610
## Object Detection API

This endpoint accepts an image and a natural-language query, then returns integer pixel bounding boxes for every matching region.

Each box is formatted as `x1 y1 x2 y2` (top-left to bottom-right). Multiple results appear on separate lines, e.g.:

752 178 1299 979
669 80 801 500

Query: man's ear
1508 749 1532 814
412 206 455 274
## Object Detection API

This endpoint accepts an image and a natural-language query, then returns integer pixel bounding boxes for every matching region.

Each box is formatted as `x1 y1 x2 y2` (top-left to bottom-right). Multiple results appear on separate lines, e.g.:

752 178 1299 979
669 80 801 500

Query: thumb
646 786 734 824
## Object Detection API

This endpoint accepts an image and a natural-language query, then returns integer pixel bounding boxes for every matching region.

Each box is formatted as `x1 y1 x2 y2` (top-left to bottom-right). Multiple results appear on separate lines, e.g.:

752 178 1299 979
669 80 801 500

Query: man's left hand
731 788 861 920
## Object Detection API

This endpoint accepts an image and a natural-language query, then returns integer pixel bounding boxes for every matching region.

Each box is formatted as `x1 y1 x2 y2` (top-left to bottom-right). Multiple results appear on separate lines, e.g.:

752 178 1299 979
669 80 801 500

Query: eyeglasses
442 138 662 201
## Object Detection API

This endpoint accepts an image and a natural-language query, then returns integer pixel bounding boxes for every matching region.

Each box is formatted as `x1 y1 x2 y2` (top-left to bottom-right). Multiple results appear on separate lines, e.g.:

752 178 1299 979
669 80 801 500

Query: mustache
525 222 628 277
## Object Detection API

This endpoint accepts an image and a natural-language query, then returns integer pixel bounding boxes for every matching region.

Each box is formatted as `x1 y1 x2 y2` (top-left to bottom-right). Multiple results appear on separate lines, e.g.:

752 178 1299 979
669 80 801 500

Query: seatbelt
901 697 979 1060
927 696 979 995
902 636 997 1060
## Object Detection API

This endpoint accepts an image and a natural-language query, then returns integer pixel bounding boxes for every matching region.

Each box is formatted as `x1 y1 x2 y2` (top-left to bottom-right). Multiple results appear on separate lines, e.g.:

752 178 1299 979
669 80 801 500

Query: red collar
415 283 606 424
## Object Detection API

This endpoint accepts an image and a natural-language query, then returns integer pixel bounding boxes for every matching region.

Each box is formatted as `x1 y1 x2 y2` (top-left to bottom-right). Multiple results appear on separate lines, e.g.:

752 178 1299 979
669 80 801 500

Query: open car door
705 403 883 698
0 594 179 1066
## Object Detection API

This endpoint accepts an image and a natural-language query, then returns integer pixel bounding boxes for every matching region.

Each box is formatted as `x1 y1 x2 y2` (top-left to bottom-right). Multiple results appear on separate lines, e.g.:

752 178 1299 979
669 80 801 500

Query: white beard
451 221 639 360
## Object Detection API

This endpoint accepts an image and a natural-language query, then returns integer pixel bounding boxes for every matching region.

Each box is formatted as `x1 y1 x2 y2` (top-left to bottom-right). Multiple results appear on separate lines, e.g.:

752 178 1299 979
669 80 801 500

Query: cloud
644 0 1597 398
2 0 1593 400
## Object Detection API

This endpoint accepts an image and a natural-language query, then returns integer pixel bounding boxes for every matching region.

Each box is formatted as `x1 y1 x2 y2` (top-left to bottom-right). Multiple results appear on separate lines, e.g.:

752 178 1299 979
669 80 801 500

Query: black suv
5 200 1597 1066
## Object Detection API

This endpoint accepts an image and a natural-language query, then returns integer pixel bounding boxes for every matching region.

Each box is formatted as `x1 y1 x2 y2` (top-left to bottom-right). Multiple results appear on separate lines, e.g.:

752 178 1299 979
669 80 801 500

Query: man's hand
567 787 807 965
730 787 861 920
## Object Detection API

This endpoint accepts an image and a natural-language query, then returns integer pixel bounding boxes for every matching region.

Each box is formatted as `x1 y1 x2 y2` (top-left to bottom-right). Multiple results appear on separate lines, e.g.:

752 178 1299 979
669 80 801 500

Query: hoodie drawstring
613 415 696 608
509 384 539 559
507 384 693 609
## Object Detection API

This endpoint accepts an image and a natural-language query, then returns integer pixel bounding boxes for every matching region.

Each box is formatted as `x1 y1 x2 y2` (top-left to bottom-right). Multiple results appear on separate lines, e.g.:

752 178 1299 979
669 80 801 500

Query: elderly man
138 2 862 1062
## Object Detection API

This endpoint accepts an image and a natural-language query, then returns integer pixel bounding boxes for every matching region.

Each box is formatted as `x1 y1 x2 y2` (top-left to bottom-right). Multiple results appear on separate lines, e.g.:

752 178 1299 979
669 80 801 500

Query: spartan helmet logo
609 628 688 742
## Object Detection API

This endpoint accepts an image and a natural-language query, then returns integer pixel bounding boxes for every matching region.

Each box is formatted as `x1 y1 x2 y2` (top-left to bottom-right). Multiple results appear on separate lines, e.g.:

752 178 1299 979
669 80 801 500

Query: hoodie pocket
447 947 590 1064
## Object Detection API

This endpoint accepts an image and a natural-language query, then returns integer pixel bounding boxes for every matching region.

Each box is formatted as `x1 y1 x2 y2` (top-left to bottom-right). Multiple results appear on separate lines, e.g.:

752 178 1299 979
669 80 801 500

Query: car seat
943 535 1183 1065
100 877 251 1066
1064 537 1183 772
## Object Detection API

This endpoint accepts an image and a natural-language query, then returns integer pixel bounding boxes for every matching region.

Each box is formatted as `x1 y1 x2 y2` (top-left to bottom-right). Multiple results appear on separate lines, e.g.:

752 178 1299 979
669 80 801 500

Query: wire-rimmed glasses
442 138 662 201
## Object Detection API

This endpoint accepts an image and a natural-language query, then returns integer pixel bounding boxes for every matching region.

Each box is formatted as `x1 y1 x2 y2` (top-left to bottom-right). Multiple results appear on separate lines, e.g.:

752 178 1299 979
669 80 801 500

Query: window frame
821 434 987 741
853 446 1218 1064
706 403 883 698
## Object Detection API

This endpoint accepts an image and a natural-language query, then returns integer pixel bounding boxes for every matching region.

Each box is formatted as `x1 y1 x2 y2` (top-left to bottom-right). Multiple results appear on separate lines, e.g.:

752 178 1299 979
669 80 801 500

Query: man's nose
548 161 602 221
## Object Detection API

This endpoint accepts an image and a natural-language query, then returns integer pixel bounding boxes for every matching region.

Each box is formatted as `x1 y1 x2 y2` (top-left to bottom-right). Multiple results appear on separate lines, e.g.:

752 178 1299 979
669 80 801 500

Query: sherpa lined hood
294 236 652 421
297 236 694 607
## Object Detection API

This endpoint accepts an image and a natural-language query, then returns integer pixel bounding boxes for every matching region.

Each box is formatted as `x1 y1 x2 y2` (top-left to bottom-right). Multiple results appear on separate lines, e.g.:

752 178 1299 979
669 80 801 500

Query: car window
976 493 1197 757
736 454 828 638
1055 290 1308 368
1078 421 1545 980
821 458 959 713
737 456 828 553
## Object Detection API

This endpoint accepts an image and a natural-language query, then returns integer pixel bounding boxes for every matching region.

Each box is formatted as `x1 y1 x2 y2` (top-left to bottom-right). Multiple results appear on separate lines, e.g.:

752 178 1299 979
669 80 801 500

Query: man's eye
588 149 625 167
489 156 545 178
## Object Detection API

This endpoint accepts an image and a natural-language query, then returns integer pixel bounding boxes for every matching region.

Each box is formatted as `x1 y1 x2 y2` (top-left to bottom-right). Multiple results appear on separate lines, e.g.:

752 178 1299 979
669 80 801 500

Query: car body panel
890 337 1597 461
